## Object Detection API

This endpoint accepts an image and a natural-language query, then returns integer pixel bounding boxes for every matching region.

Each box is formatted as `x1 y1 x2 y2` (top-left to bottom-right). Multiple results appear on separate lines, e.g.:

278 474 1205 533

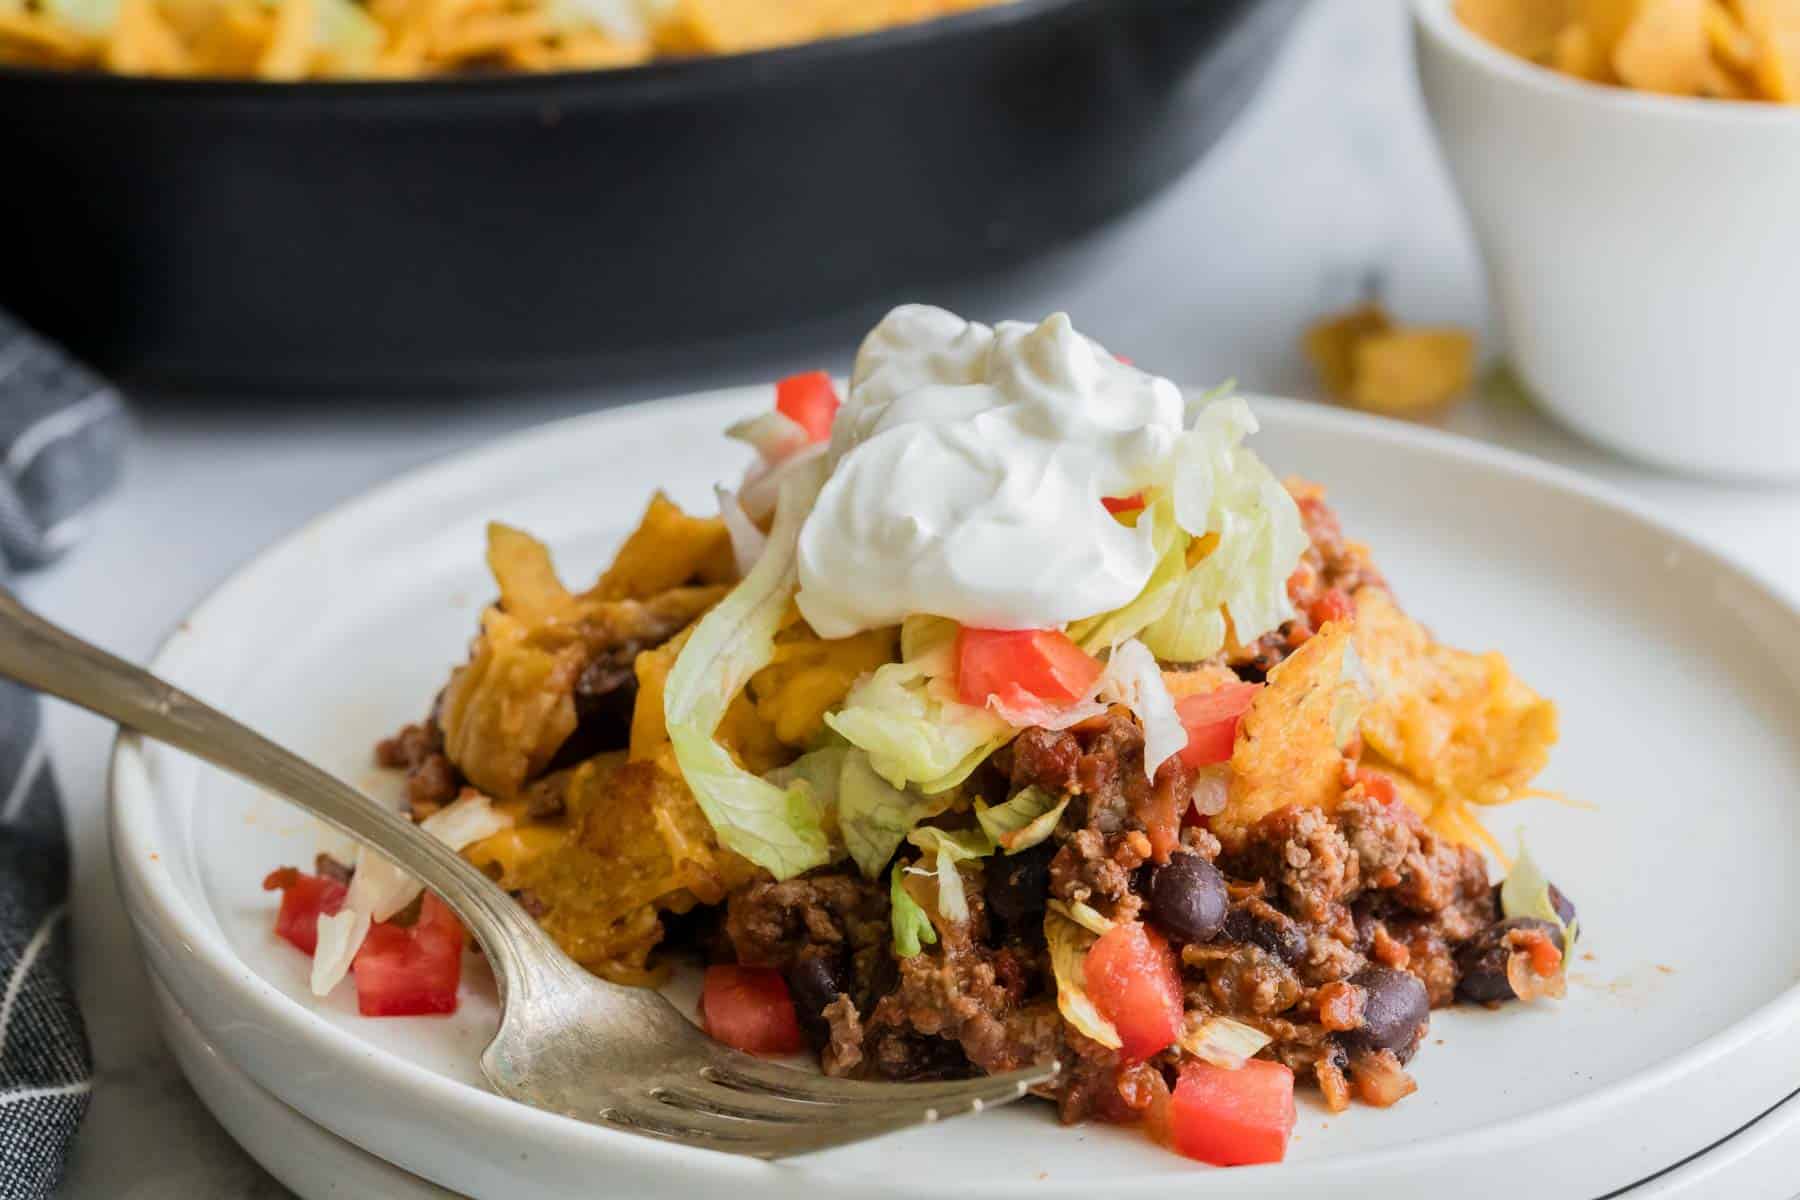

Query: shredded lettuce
1500 839 1577 946
1137 397 1307 662
904 826 992 923
665 457 835 880
726 410 810 465
715 485 767 578
835 751 950 879
1178 1015 1270 1070
824 648 1010 793
976 786 1068 854
307 793 511 997
1095 640 1185 777
1068 494 1190 652
1045 908 1121 1050
1046 897 1115 936
890 864 938 957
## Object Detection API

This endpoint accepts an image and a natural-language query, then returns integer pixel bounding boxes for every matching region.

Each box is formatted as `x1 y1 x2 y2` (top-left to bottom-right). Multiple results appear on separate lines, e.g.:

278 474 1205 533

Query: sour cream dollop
794 305 1185 639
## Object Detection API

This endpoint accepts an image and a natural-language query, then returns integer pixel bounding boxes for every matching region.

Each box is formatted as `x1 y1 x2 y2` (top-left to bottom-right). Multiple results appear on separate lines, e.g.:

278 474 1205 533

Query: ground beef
1230 804 1358 922
374 718 462 820
723 873 890 1008
1048 829 1149 922
858 883 1067 1084
821 995 865 1077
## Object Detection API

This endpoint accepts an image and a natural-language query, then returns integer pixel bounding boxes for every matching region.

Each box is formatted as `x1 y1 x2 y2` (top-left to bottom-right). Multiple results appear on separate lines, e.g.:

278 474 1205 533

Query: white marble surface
19 0 1800 1195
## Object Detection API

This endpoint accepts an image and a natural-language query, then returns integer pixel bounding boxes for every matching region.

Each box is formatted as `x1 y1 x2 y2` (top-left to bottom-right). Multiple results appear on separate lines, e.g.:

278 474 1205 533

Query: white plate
110 389 1800 1199
149 962 1800 1200
149 975 462 1200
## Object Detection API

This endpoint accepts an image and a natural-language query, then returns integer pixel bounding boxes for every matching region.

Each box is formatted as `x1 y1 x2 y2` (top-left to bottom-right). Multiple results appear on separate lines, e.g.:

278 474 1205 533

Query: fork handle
0 586 555 993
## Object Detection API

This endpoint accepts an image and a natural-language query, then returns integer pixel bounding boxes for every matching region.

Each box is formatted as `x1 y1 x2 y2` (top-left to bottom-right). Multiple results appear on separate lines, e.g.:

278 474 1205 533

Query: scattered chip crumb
1655 963 1675 974
1302 303 1475 416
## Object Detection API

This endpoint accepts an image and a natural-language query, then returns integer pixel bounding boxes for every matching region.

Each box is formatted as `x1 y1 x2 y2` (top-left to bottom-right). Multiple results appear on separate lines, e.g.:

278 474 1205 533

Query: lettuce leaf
1046 897 1114 936
1068 493 1191 652
905 826 993 923
824 642 1011 793
1141 397 1307 661
726 410 810 465
1178 1015 1270 1070
665 456 835 880
836 750 951 879
976 786 1068 854
1045 908 1121 1050
1500 839 1577 946
890 864 939 957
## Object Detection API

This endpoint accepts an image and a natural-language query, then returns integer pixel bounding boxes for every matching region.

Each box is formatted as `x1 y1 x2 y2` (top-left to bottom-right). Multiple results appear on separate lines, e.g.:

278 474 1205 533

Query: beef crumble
374 717 462 821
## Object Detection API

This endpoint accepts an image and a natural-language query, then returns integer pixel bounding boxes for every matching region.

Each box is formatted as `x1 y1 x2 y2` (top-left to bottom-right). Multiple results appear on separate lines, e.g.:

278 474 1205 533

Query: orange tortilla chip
1352 587 1558 831
1302 304 1392 398
1614 0 1710 94
1348 329 1476 415
1456 0 1576 59
1217 624 1351 848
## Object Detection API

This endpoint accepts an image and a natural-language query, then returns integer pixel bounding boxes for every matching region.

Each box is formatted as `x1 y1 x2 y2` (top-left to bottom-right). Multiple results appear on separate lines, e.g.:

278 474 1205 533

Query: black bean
785 955 849 1050
1341 966 1430 1064
1222 901 1309 965
1547 883 1577 928
1146 854 1229 943
985 841 1055 930
1455 917 1565 1005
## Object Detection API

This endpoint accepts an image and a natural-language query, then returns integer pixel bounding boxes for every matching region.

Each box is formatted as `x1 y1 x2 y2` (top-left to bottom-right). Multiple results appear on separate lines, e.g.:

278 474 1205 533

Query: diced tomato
1084 923 1183 1062
1175 683 1263 768
262 868 346 956
956 627 1104 713
1307 587 1353 628
700 965 805 1056
774 371 840 443
1353 767 1398 808
352 893 465 1017
1101 492 1146 515
1169 1059 1296 1167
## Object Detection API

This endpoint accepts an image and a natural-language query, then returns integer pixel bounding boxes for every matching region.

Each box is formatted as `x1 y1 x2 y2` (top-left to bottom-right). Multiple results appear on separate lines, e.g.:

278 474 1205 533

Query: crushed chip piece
1304 304 1475 417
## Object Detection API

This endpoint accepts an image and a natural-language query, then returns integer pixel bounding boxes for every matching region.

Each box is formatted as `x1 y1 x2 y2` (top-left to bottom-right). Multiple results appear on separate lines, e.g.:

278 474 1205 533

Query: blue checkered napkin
0 311 128 1199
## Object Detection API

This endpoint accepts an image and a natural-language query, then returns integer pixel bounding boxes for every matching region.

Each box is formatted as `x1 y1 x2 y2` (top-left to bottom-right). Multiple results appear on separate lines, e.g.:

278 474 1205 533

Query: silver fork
0 589 1056 1158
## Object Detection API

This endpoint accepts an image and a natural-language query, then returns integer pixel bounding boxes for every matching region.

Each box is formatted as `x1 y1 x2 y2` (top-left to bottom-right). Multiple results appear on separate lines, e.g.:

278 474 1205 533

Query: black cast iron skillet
0 0 1306 393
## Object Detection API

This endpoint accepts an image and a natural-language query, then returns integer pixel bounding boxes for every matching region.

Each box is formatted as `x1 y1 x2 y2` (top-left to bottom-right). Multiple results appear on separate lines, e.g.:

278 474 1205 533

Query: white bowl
108 387 1800 1198
1411 0 1800 481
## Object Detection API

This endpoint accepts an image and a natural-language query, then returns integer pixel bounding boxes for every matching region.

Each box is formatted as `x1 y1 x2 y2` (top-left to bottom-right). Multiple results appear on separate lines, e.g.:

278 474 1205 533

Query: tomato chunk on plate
775 371 840 443
352 893 465 1017
1175 682 1263 768
1084 922 1183 1062
956 627 1103 713
701 965 805 1056
262 867 346 956
1169 1058 1296 1167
